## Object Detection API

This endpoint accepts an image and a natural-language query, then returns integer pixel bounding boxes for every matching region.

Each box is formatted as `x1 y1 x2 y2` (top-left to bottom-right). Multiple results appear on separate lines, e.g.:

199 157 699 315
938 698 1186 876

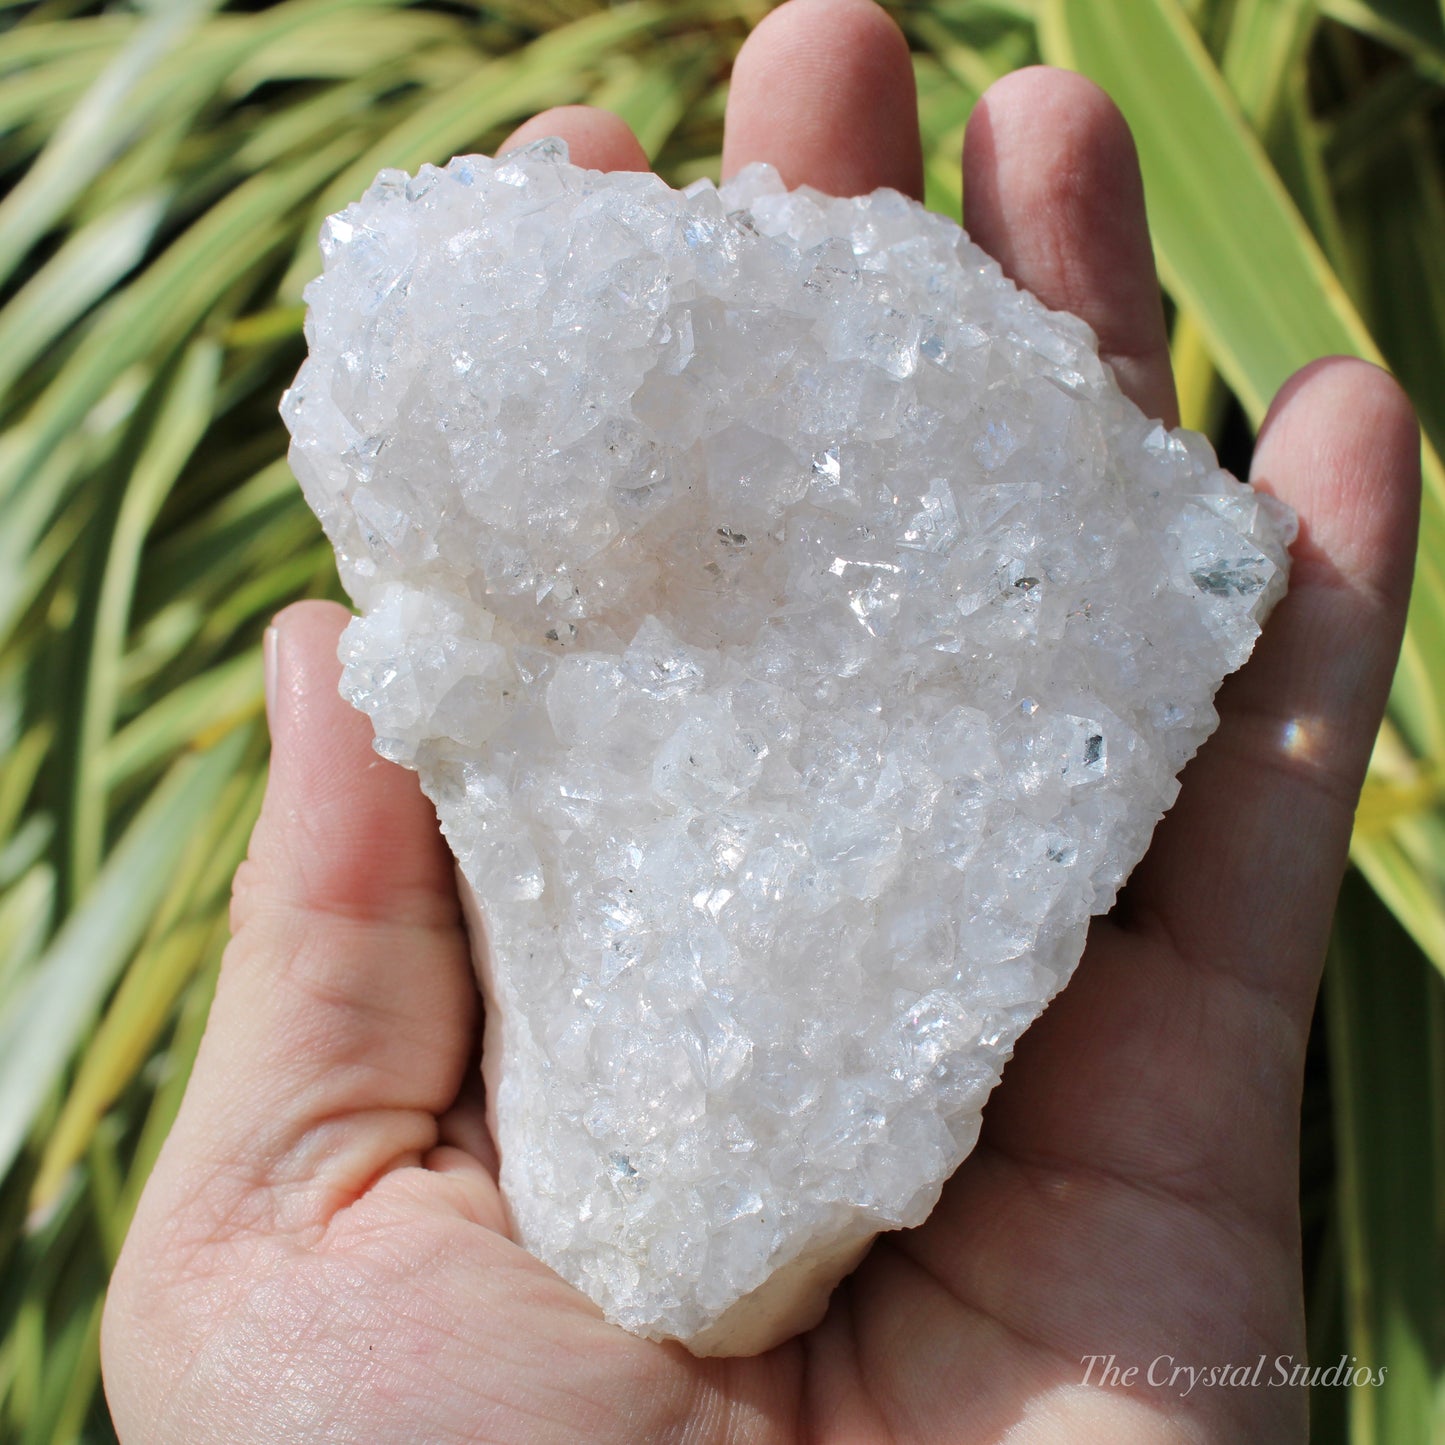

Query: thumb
152 600 478 1232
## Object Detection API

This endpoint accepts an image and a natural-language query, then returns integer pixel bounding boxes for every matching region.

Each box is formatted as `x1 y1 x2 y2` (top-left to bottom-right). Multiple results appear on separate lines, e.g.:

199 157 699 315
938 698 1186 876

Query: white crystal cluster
282 139 1294 1352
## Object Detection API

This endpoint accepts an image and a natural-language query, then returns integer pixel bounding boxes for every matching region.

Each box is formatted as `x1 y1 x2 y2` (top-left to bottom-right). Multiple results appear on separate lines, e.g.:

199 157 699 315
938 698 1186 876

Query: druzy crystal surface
282 139 1294 1352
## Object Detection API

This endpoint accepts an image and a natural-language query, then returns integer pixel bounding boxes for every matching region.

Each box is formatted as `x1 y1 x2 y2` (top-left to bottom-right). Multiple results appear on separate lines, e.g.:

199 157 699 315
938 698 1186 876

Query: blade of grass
1169 306 1224 436
587 44 717 160
0 867 55 1001
906 9 1019 97
1352 833 1445 975
1318 0 1445 79
229 73 398 174
100 648 263 786
65 339 222 898
0 48 118 141
18 1292 101 1445
29 914 224 1212
0 0 215 287
0 16 135 74
0 723 53 851
116 946 222 1230
130 460 303 622
27 803 254 1218
1325 870 1445 1444
0 728 247 1183
1339 112 1445 460
0 389 142 647
1163 0 1308 442
0 817 50 895
0 194 166 407
1270 68 1356 286
1219 0 1315 131
230 7 465 89
1219 0 1354 281
0 137 356 636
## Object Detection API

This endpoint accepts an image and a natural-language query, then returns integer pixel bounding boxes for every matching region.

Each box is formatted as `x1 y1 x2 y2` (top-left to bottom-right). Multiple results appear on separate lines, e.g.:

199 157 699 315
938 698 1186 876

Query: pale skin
101 0 1422 1439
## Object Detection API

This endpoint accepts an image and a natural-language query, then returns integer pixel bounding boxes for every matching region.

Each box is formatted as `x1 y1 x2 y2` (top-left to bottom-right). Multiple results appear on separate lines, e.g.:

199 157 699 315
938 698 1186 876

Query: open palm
102 2 1420 1440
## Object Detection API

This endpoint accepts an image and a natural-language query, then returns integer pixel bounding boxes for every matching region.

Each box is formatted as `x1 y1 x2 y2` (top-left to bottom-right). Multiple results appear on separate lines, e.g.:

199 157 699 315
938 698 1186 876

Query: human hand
102 1 1421 1439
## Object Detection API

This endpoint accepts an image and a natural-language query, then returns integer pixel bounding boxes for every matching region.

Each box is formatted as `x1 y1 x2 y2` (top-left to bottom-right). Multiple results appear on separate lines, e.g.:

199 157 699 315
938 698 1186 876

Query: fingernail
263 625 279 728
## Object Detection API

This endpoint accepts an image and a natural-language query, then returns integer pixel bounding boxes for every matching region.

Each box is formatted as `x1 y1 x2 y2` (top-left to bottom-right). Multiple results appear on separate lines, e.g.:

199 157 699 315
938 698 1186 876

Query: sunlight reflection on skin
1279 717 1324 764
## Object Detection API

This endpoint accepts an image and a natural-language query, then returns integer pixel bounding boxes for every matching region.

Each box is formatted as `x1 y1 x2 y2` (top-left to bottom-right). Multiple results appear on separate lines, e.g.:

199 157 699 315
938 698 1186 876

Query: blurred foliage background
0 0 1442 1438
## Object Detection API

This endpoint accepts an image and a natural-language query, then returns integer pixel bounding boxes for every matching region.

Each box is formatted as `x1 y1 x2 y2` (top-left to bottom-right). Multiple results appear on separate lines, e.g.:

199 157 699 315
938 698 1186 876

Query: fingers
155 601 478 1228
497 104 650 172
964 67 1178 427
1125 358 1420 1021
723 0 924 199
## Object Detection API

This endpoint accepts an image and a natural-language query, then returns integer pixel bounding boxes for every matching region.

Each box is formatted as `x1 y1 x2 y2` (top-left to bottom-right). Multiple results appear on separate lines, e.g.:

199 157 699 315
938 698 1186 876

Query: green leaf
587 43 717 160
0 866 55 1003
0 728 247 1185
1325 872 1445 1443
1338 113 1445 467
100 649 263 787
0 195 166 408
1218 0 1315 127
62 339 223 897
30 764 262 1215
1318 0 1445 77
115 952 221 1231
0 17 135 76
0 138 354 631
0 0 217 288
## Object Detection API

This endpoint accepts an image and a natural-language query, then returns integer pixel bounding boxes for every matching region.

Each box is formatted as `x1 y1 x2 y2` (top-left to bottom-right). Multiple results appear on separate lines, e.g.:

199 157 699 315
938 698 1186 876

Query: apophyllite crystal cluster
282 138 1294 1354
